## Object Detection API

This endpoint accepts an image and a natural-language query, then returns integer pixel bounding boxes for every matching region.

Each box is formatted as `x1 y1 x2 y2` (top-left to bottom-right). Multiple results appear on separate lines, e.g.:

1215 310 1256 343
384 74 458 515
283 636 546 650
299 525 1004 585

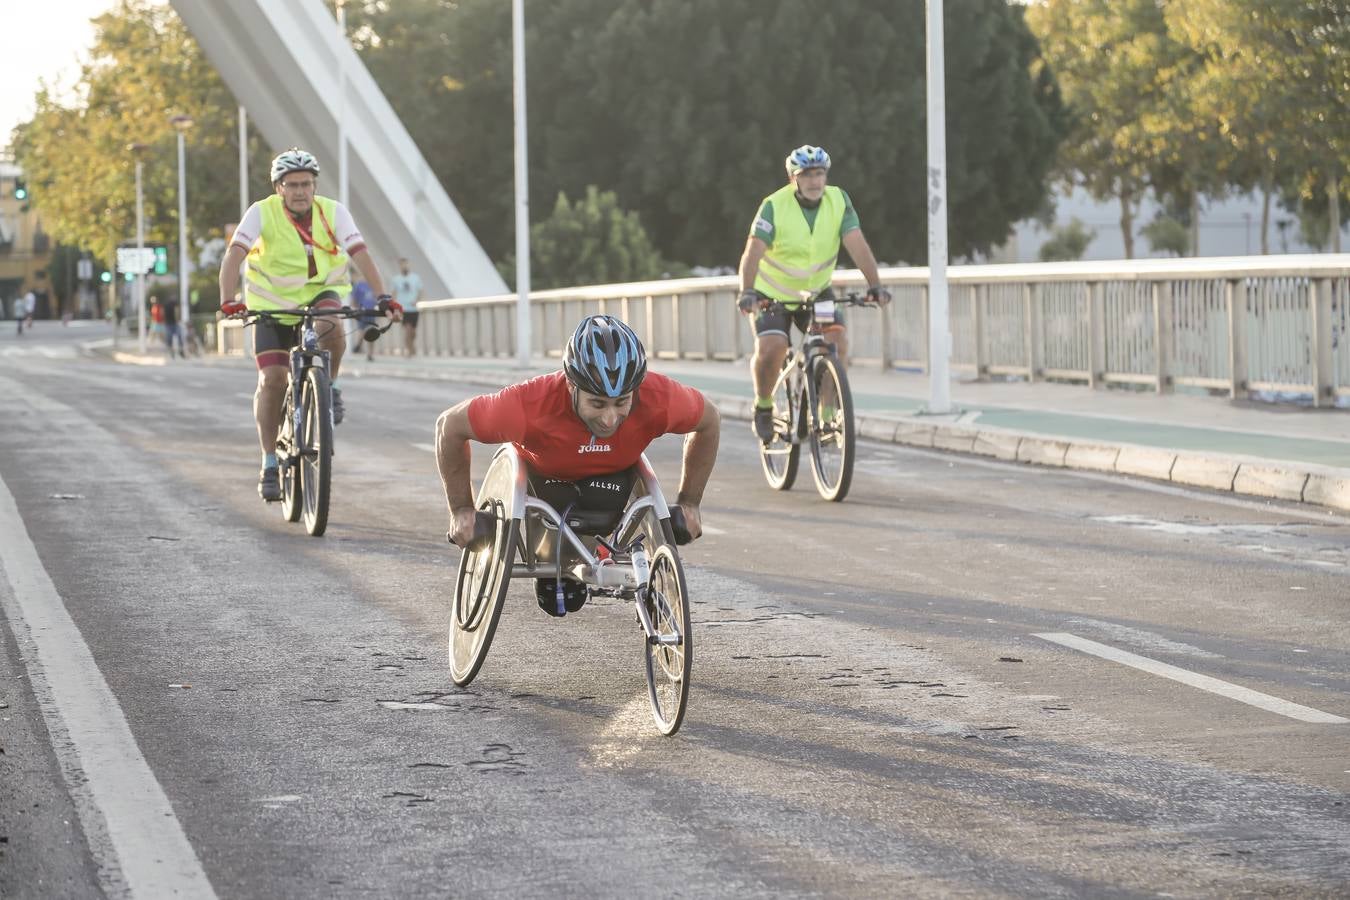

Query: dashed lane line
1034 632 1348 725
0 470 218 897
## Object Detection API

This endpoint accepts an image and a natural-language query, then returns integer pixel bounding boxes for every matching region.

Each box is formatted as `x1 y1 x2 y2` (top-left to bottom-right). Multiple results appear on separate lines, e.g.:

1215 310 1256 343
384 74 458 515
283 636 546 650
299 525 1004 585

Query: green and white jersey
750 188 861 247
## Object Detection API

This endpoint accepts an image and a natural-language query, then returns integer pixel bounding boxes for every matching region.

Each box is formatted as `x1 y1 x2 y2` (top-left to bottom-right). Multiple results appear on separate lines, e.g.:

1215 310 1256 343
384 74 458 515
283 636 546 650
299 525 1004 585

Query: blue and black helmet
785 144 831 176
563 315 647 398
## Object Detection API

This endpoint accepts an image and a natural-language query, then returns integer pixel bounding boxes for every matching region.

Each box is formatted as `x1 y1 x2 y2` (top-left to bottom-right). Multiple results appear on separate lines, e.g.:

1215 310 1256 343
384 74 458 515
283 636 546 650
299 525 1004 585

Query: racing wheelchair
449 445 694 735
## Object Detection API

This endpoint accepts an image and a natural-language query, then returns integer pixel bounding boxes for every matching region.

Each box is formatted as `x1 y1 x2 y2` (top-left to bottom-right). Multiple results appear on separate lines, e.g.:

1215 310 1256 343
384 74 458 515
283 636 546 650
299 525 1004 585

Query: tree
349 0 1064 267
12 1 274 268
1141 215 1190 257
500 187 669 290
1038 218 1095 261
558 0 1064 266
1026 0 1178 258
1168 0 1349 253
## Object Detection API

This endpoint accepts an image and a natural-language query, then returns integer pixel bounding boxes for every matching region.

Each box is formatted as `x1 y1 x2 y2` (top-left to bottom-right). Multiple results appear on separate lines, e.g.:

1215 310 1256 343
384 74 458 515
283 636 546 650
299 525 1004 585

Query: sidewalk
89 341 1350 515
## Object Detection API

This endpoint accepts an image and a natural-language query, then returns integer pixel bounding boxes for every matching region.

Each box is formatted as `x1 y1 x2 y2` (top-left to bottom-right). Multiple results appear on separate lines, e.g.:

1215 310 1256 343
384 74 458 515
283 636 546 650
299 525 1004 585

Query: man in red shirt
436 315 720 615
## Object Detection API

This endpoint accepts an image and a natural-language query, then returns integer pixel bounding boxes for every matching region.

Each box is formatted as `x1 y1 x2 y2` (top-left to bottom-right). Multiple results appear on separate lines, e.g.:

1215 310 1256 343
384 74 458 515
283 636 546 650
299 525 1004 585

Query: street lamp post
130 142 149 355
512 0 531 368
171 115 194 343
238 105 248 220
924 0 953 415
335 0 349 207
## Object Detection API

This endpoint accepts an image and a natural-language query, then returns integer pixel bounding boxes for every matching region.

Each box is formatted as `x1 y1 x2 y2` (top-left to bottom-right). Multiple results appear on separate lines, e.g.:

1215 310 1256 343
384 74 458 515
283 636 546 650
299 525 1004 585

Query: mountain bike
757 291 875 502
231 305 391 536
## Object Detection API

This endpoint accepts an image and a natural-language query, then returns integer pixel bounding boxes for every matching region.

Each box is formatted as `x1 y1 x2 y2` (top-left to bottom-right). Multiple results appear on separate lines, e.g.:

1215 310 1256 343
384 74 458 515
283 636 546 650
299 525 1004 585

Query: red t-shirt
467 371 706 480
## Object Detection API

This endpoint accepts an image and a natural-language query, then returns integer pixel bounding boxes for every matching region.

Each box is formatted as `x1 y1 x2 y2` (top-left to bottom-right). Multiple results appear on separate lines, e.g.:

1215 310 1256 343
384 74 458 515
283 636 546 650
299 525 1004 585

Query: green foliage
498 187 669 290
345 0 1064 267
1031 0 1349 256
1037 218 1095 261
1141 216 1190 257
11 1 274 266
18 0 1064 274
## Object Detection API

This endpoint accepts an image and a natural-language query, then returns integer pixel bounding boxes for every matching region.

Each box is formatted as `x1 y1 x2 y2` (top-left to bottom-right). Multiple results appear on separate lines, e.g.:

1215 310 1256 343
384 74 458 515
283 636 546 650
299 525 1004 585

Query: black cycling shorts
251 292 343 369
527 466 636 535
401 311 420 328
752 288 845 339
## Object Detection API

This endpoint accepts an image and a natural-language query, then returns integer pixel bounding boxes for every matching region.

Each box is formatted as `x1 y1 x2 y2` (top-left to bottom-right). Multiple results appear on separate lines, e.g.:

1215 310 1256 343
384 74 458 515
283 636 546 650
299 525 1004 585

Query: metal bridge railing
219 255 1350 407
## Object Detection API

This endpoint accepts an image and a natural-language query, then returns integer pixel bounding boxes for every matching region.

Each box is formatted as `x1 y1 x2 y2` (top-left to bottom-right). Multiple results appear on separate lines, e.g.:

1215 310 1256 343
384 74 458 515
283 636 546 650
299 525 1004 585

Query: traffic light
13 178 27 201
101 271 113 284
153 246 169 275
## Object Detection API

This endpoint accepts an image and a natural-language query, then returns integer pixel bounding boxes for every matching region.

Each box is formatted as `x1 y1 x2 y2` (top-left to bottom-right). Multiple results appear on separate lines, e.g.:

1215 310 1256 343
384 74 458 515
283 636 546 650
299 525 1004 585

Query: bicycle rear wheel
758 359 801 491
449 498 518 686
278 386 302 522
808 353 856 502
299 367 333 536
643 545 692 735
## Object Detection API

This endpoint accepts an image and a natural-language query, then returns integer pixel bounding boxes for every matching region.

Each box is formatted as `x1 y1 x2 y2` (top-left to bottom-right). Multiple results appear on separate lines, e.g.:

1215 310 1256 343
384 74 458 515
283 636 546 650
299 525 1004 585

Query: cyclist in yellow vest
737 145 890 443
218 148 400 501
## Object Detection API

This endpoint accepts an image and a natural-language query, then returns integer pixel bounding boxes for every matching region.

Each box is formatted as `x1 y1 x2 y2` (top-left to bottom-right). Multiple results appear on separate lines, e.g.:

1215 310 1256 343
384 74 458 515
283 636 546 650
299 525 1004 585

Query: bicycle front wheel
758 359 801 491
808 353 856 502
299 367 333 536
643 545 692 735
278 387 302 522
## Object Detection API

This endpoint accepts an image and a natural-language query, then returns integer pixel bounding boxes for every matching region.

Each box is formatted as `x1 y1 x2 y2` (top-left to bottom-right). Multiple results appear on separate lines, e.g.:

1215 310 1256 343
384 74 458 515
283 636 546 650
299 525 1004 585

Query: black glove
866 285 892 306
738 290 762 314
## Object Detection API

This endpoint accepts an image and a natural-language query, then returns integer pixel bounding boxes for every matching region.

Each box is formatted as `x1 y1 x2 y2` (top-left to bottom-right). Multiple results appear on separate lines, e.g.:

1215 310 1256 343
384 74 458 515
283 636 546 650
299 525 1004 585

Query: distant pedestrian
349 277 378 361
13 295 24 336
392 257 424 357
163 297 185 358
22 288 36 331
150 296 165 344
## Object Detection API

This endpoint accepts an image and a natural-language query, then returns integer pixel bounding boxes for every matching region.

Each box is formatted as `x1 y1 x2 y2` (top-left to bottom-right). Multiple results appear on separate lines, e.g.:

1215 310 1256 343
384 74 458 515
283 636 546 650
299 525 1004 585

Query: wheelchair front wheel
449 498 517 686
642 545 692 735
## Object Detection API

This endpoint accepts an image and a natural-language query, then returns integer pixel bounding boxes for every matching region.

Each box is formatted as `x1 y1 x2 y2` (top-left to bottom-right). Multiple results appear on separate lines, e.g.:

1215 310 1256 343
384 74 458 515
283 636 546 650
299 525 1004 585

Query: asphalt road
2 322 1349 898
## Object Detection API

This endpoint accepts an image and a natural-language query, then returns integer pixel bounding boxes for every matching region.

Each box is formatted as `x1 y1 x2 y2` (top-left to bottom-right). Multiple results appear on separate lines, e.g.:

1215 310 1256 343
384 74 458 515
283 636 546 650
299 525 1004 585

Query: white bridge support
169 0 507 298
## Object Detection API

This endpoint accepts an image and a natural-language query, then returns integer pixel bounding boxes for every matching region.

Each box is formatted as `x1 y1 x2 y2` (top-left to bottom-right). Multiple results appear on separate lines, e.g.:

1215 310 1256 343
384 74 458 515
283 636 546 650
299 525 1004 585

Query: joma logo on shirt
578 442 612 453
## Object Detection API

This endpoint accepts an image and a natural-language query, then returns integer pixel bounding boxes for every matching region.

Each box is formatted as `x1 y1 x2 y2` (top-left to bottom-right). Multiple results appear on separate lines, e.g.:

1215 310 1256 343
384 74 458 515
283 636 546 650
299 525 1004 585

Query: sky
2 0 114 149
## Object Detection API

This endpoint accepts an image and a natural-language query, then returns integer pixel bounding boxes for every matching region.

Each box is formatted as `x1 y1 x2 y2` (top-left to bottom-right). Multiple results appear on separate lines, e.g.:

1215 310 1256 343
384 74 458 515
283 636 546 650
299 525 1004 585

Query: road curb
707 389 1350 516
94 347 1348 516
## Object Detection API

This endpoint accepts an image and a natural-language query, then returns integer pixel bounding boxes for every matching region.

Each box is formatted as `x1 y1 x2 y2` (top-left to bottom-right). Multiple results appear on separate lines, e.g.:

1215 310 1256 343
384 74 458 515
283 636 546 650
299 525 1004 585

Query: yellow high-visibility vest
244 194 352 321
753 183 845 305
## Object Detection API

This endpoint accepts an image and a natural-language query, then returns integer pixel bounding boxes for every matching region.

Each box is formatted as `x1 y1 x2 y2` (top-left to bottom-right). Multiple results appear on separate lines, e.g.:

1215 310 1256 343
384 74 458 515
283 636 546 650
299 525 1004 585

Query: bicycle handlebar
225 306 378 323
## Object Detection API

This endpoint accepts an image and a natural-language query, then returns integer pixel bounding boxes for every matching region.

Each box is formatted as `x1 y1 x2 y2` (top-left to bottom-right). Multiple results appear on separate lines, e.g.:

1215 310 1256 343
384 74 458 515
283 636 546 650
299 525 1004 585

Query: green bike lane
89 338 1350 510
651 362 1350 471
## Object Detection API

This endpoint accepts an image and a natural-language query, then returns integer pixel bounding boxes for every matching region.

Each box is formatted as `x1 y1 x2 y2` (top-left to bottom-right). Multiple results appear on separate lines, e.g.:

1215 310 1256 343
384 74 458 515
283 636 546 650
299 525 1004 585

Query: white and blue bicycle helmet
785 144 831 175
563 315 647 398
270 148 321 184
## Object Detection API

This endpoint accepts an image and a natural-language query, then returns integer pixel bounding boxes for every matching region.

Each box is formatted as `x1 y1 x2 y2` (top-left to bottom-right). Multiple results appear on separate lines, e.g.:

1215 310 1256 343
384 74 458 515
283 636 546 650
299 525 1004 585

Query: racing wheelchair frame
449 444 693 735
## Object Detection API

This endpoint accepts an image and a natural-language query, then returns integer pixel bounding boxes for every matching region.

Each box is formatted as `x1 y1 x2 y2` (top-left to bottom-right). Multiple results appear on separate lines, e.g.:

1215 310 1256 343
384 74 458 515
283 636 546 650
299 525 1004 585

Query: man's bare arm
738 236 768 292
841 229 882 288
675 398 721 540
350 247 390 299
218 243 248 306
435 400 481 545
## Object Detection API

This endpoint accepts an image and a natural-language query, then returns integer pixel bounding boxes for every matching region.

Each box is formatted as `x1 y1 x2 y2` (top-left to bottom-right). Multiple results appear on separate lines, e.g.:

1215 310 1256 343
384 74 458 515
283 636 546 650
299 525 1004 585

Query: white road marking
412 442 436 453
1064 617 1221 659
0 471 217 897
701 524 726 535
1034 632 1348 725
